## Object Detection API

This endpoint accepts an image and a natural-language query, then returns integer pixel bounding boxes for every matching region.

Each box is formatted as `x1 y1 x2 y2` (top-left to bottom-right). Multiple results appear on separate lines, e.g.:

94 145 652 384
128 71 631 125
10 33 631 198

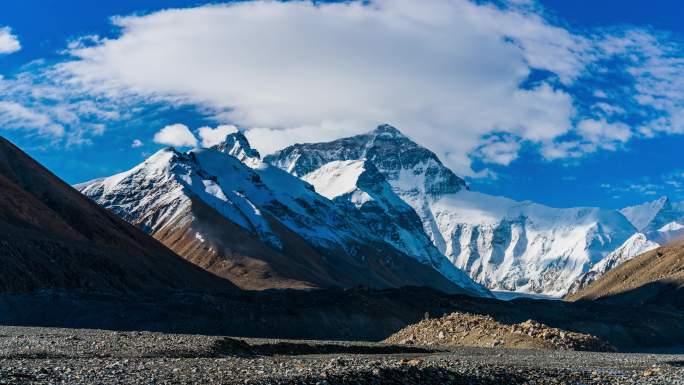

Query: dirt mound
384 312 615 352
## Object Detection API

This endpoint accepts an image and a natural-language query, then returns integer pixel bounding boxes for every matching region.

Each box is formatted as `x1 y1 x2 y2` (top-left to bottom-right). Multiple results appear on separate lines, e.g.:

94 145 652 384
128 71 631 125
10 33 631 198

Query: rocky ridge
567 237 684 308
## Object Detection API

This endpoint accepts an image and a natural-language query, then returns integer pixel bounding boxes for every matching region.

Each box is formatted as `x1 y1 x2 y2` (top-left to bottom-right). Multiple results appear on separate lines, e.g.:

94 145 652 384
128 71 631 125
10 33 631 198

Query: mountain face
267 124 468 249
214 131 261 166
79 133 487 296
300 159 475 287
0 136 233 294
266 125 637 297
566 233 659 295
620 196 684 244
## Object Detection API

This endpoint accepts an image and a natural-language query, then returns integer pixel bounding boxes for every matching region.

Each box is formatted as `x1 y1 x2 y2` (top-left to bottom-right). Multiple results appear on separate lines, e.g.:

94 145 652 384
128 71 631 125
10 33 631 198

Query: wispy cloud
0 67 124 146
0 101 63 137
600 170 684 201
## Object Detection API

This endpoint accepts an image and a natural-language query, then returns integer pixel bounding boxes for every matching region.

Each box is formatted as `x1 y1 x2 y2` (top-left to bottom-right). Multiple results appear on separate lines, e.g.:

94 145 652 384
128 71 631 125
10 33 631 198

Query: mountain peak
372 124 404 138
265 124 468 196
656 195 670 205
213 131 261 164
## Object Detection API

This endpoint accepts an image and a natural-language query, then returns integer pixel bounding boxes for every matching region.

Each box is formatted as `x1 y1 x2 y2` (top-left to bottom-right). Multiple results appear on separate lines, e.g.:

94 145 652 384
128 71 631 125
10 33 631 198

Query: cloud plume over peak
37 0 684 176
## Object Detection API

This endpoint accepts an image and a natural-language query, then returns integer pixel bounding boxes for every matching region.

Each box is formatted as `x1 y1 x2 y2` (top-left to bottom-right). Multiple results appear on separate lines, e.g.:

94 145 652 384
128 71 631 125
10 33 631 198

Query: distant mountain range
75 124 684 298
266 125 639 297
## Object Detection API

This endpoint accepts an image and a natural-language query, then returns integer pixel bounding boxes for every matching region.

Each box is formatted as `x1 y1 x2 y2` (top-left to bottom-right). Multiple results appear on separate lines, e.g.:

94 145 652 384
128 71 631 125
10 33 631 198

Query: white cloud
60 0 590 175
592 102 625 117
153 123 197 147
0 27 20 54
198 124 237 147
131 139 143 148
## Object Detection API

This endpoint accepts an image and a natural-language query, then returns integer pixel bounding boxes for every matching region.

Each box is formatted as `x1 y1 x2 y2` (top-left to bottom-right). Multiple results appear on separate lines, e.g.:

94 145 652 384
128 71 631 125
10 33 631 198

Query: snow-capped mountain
267 124 468 251
266 124 638 297
620 196 684 244
566 233 659 295
78 133 488 296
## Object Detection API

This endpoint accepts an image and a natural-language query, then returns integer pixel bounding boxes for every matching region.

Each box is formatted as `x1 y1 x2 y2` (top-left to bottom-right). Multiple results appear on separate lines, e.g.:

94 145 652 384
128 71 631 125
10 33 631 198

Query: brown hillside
566 239 684 307
151 195 468 293
0 136 234 294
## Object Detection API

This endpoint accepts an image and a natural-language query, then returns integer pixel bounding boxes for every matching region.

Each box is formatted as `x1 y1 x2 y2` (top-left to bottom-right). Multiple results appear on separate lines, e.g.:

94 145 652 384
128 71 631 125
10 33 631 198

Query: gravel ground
0 326 682 384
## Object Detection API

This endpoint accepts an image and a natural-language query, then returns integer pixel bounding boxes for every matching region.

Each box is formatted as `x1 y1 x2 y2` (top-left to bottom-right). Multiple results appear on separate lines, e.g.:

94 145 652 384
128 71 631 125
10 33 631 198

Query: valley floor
0 326 682 385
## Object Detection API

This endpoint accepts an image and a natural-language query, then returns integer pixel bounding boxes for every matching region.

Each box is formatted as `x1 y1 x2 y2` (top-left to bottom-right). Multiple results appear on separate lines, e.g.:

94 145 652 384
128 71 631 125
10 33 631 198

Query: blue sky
0 0 683 209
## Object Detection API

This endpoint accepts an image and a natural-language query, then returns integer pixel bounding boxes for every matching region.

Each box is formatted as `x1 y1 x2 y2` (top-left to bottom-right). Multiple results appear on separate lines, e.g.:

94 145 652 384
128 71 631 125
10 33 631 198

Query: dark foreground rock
0 326 682 385
2 287 684 353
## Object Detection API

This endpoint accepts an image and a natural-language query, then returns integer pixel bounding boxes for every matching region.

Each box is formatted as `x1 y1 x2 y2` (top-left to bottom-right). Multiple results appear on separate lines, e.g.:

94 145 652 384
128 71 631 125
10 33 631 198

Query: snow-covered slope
301 159 479 288
566 233 659 295
620 197 670 232
267 125 637 297
429 191 637 296
303 160 367 201
79 133 488 296
620 197 684 244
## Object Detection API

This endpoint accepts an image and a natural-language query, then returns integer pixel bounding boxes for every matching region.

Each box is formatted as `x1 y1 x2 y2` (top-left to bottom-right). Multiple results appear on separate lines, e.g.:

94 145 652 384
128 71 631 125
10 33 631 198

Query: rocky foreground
0 326 682 385
384 312 617 352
